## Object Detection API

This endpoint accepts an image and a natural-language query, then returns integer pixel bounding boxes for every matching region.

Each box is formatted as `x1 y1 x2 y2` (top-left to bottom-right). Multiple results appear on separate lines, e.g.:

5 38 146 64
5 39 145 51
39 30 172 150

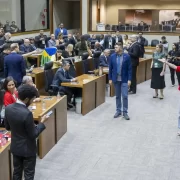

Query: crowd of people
1 22 180 179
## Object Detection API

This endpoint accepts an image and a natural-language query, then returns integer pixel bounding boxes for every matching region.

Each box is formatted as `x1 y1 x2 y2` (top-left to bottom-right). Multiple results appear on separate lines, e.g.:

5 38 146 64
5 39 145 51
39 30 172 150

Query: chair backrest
82 59 90 74
144 39 148 46
57 44 65 51
82 52 89 60
93 51 102 69
44 61 54 92
151 39 159 47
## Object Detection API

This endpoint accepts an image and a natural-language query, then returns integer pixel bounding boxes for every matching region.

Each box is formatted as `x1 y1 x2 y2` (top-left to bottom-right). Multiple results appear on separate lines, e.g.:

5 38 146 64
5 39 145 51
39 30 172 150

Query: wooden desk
27 54 42 67
144 46 155 55
32 96 67 159
61 74 106 115
0 141 11 180
27 67 58 90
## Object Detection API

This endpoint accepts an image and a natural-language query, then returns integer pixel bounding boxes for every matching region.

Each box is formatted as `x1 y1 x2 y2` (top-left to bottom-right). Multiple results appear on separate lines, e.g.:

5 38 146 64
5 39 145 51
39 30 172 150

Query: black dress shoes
123 114 130 120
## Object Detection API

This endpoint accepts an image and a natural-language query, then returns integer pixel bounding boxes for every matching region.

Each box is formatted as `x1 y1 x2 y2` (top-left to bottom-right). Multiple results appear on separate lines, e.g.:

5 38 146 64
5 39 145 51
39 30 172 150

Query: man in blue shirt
20 39 34 54
109 42 132 120
55 23 68 39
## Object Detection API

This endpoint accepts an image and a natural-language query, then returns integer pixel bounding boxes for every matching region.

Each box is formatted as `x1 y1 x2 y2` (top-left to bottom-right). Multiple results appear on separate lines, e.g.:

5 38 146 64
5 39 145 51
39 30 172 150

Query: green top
152 52 165 68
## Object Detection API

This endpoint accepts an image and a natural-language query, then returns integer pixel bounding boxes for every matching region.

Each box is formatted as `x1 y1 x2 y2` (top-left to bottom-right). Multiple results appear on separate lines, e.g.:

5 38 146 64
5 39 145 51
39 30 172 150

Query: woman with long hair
150 44 166 99
3 76 18 106
56 33 65 45
51 49 64 68
62 44 74 58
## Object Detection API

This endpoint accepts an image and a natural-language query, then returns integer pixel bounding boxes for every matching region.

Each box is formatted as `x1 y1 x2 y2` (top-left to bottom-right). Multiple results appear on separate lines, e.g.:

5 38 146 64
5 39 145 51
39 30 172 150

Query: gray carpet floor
34 71 180 180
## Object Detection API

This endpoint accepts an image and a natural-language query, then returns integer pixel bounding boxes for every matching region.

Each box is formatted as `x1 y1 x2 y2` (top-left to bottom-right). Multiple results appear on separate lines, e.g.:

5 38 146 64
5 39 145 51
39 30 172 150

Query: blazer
104 36 116 49
109 53 132 83
4 52 26 84
35 35 47 49
52 68 73 87
19 44 34 54
99 55 109 67
138 37 145 54
4 91 18 106
114 36 123 45
55 28 68 39
5 103 46 157
128 42 140 66
48 39 56 47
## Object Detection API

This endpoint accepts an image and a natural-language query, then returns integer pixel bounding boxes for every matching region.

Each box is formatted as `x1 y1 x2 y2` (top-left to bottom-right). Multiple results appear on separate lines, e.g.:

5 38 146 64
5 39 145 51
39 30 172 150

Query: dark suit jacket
67 37 76 47
35 35 47 49
5 103 46 157
19 44 34 54
104 36 115 49
128 42 140 66
138 37 145 57
4 52 26 84
114 35 123 45
52 68 73 87
109 53 132 83
99 55 109 67
0 52 8 77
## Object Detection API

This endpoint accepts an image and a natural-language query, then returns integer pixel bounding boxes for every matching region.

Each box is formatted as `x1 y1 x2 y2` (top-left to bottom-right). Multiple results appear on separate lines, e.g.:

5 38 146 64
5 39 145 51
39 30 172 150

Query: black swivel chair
93 51 101 69
144 39 148 46
82 52 89 60
81 52 91 74
151 39 159 47
83 34 91 41
57 44 65 51
44 61 58 96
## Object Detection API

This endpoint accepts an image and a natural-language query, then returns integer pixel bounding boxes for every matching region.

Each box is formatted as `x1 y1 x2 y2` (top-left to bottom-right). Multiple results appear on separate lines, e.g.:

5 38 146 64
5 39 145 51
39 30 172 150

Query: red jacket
176 67 180 91
4 91 18 106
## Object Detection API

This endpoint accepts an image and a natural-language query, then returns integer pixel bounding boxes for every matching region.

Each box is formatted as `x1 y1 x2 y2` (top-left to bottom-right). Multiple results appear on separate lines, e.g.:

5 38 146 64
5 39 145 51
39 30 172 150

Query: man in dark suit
0 44 11 78
104 32 115 49
137 32 145 58
66 34 76 47
126 35 140 94
109 42 132 120
114 31 123 45
4 84 48 180
99 49 110 67
0 32 11 46
19 39 34 54
52 61 77 108
35 30 47 49
4 43 26 86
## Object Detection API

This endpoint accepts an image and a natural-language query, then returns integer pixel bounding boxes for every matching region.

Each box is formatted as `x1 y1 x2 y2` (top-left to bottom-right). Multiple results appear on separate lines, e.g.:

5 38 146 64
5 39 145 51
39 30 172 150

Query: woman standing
151 44 166 99
3 76 18 106
168 43 180 86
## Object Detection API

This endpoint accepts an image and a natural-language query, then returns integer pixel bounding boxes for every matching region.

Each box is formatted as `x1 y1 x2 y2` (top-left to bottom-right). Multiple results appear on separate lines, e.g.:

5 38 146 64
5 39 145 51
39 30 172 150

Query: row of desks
0 95 67 180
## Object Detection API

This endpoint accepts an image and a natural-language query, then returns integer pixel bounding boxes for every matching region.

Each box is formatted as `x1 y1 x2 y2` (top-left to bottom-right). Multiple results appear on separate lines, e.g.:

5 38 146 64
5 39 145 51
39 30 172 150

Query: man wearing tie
125 35 140 94
114 31 123 45
52 61 77 108
99 49 110 67
109 42 132 120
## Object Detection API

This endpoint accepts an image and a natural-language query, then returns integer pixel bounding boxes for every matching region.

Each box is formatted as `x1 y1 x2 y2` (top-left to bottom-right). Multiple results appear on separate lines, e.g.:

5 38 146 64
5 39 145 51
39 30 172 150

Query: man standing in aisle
125 35 140 94
109 42 132 120
5 85 49 180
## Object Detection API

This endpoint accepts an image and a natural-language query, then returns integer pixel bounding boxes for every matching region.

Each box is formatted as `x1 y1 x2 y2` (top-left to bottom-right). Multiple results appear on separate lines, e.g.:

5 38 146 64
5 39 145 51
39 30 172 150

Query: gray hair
22 76 32 84
130 35 138 41
62 61 70 67
10 43 19 51
104 49 110 53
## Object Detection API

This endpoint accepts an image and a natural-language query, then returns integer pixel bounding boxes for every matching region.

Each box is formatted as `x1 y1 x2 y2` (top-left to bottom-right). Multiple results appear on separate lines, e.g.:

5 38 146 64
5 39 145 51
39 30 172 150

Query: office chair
44 61 58 96
90 40 97 49
82 52 89 60
83 34 91 41
151 39 159 47
144 39 148 46
57 44 65 51
93 51 101 69
111 25 117 31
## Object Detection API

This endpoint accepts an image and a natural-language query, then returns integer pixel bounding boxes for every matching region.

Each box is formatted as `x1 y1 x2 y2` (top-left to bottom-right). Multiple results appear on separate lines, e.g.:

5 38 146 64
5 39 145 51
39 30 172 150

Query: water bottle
42 100 46 111
99 66 103 76
0 105 5 124
57 92 61 100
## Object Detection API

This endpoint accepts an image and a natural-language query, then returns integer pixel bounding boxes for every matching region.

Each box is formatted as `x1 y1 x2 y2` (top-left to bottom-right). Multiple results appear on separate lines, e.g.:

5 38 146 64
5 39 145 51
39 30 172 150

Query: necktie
117 55 121 74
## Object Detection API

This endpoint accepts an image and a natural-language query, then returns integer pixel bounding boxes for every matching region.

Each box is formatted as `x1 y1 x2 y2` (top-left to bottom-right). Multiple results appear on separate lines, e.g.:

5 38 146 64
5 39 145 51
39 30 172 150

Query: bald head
4 32 11 40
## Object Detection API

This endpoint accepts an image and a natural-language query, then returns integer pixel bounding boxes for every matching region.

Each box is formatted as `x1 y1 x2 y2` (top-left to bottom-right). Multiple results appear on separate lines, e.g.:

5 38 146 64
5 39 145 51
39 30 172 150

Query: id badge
42 40 45 44
154 63 158 68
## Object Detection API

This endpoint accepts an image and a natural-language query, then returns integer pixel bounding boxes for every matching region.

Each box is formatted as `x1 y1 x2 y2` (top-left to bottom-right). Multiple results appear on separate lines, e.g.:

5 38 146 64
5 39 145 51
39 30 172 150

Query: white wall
82 0 88 34
24 0 47 31
0 0 12 24
92 0 97 31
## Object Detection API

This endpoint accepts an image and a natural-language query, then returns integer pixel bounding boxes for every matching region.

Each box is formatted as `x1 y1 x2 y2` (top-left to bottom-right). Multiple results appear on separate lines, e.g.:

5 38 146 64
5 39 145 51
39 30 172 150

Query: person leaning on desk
52 61 77 109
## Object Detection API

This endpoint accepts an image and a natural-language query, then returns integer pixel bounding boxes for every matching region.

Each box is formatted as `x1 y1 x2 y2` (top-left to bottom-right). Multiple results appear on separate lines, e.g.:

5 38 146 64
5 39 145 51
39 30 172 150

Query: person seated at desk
51 49 64 68
93 42 103 52
52 61 77 108
62 44 74 58
0 44 11 78
19 39 34 54
20 76 41 102
29 37 37 51
99 49 110 67
3 76 18 106
48 34 56 47
56 33 66 46
66 34 76 47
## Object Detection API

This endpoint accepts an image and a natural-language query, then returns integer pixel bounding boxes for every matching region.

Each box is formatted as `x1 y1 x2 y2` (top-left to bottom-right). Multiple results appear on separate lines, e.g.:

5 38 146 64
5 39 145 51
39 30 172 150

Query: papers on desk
83 79 90 83
28 106 36 111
